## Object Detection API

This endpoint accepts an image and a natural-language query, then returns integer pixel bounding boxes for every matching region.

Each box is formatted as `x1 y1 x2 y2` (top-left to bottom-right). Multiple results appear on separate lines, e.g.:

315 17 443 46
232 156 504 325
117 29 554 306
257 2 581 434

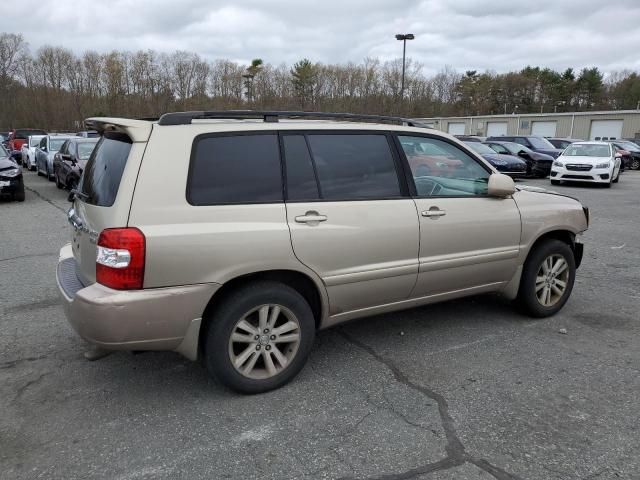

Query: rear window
80 132 132 207
188 134 282 205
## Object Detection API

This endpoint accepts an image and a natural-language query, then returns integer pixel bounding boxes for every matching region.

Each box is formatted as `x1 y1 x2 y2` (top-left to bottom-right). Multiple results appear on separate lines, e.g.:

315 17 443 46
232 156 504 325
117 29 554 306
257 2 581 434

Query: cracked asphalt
1 171 640 480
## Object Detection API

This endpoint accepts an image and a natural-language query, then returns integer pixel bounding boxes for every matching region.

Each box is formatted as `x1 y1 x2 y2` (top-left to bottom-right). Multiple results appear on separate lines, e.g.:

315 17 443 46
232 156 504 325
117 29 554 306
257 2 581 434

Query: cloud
3 0 640 75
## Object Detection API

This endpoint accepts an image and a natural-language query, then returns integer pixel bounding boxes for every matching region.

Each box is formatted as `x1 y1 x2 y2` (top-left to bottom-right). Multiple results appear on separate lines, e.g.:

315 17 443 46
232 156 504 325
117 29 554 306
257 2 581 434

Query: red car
7 128 47 155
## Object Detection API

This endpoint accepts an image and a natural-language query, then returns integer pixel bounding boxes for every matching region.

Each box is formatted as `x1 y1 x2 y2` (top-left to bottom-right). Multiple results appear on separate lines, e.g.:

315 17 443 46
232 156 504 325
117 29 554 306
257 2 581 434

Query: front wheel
204 281 315 394
550 179 560 185
630 158 640 170
517 239 576 318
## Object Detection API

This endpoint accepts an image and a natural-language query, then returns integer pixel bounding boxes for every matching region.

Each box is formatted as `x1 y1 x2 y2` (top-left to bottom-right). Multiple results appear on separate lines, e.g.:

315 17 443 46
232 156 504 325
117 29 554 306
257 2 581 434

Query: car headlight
553 160 564 167
2 168 20 177
595 161 610 169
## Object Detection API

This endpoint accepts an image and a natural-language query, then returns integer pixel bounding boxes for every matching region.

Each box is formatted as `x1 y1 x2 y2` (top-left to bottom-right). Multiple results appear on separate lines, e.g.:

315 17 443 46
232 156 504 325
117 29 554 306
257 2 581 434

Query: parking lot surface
1 171 639 480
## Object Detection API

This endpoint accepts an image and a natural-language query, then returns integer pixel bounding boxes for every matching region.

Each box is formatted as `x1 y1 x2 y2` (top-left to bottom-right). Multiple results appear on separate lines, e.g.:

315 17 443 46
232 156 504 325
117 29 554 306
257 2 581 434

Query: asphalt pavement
1 170 639 480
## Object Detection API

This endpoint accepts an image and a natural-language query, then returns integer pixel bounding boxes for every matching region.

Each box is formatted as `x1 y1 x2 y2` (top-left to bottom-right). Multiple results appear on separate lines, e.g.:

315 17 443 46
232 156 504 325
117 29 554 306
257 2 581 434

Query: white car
21 135 45 171
550 141 621 187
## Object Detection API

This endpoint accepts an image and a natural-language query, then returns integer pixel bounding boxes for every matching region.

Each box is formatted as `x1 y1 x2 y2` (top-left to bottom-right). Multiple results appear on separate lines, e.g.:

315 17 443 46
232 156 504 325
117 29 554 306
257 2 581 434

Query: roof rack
157 110 431 128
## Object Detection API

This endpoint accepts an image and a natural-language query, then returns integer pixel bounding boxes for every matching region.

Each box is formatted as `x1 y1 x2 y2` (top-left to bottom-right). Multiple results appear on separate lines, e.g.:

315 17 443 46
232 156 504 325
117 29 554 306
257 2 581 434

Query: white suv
57 111 589 393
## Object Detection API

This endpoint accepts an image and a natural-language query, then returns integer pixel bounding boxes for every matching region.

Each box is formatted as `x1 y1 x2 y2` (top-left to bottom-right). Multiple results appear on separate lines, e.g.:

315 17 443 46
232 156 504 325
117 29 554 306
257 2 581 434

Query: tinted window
189 134 282 205
486 143 509 154
58 141 69 155
283 135 320 201
528 137 555 149
399 136 489 196
306 134 400 200
39 137 47 149
80 132 132 207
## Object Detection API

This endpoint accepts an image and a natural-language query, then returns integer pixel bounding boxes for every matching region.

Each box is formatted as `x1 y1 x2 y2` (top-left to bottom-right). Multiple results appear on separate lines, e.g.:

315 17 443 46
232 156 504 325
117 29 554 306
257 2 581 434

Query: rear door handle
421 208 446 218
295 211 328 224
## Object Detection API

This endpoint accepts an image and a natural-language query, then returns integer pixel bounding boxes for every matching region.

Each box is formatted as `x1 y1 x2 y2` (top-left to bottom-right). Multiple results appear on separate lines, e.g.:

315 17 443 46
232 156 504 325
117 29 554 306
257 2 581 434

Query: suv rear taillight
96 228 145 290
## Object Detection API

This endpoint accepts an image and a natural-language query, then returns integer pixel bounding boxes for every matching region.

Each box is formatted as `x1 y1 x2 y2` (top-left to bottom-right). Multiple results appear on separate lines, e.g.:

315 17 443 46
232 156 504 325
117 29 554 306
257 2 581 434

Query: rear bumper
56 244 220 360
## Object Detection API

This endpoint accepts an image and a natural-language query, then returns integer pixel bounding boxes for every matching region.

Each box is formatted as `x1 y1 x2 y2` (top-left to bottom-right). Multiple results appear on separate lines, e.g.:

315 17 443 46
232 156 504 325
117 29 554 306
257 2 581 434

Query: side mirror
487 173 516 197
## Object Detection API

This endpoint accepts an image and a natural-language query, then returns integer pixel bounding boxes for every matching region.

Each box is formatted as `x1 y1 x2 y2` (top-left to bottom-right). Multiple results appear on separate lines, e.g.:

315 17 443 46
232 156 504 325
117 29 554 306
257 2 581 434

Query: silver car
35 135 74 179
21 134 46 171
57 111 589 394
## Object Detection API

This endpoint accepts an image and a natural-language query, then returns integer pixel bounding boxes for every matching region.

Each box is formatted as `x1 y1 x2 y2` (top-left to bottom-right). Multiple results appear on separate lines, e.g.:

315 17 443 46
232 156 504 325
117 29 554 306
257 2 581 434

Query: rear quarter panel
127 125 327 296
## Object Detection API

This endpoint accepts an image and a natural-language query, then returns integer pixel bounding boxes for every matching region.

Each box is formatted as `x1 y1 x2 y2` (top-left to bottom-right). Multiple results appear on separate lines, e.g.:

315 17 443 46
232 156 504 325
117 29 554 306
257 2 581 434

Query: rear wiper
68 188 89 203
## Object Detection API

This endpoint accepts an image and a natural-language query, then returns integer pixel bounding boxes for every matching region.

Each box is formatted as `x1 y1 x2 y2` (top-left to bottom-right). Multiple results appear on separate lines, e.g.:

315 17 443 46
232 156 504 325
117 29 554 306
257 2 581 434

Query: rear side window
188 134 282 205
80 132 132 207
306 134 400 200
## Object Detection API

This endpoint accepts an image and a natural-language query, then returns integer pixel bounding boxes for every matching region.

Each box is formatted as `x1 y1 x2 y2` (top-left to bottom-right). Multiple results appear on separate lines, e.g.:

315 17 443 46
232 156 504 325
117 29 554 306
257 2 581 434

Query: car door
395 134 521 298
36 137 47 172
283 132 420 315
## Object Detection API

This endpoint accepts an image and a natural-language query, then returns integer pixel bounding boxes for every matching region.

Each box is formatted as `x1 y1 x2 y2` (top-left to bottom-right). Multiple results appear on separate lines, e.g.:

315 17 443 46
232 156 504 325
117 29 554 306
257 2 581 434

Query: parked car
20 134 46 171
607 140 640 170
550 142 621 187
76 130 100 138
7 128 47 159
486 135 563 158
454 135 484 142
53 137 99 190
547 138 581 149
0 144 25 201
463 141 527 177
622 138 640 148
484 141 554 178
57 111 589 394
35 135 75 180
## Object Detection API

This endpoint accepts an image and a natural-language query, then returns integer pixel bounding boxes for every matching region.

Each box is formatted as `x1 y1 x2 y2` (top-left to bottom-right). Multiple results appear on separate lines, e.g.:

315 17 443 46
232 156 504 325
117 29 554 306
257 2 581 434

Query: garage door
447 122 466 135
531 121 557 137
590 120 623 140
487 122 508 137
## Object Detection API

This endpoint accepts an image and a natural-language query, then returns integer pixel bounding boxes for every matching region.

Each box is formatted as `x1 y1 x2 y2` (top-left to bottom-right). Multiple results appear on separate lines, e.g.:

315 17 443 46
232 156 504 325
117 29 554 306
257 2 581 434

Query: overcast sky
4 0 640 75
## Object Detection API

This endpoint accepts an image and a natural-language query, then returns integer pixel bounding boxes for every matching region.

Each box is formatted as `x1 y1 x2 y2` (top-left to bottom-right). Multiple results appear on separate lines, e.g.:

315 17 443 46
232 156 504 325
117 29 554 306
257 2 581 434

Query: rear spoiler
84 117 153 143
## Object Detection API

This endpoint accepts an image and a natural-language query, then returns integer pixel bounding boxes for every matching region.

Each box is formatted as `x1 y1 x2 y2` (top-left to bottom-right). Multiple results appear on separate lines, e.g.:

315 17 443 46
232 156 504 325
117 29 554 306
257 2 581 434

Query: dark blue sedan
464 141 527 177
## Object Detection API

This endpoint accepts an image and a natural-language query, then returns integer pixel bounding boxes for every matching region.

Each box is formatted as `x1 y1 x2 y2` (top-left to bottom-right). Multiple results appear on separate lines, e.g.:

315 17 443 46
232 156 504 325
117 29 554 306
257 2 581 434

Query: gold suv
56 111 589 393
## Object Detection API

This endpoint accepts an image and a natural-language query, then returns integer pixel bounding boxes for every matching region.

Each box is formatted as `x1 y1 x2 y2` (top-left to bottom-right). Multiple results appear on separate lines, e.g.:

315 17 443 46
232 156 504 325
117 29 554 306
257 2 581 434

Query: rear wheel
204 281 315 394
517 239 576 318
13 182 25 202
631 158 640 170
55 171 64 189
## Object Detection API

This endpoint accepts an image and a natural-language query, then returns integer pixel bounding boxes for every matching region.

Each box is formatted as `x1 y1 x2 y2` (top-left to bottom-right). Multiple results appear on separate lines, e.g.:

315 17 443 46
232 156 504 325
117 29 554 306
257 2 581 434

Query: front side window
188 134 282 205
39 137 47 149
305 134 401 200
399 136 489 196
487 143 509 154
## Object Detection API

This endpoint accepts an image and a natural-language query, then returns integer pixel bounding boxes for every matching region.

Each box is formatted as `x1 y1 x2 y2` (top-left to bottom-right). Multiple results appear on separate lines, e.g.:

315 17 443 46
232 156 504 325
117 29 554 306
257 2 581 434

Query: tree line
1 33 640 130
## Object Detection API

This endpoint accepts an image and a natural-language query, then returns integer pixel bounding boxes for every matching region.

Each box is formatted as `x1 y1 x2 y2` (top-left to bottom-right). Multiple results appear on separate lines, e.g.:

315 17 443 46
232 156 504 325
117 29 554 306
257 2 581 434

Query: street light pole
395 34 415 98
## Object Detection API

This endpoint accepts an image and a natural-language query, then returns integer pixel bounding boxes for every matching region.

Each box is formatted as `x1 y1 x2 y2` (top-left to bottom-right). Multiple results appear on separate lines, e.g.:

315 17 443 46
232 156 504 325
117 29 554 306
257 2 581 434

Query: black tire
55 171 63 189
613 171 620 183
631 158 640 170
204 281 315 394
550 179 560 185
517 239 576 318
13 184 25 202
36 166 43 177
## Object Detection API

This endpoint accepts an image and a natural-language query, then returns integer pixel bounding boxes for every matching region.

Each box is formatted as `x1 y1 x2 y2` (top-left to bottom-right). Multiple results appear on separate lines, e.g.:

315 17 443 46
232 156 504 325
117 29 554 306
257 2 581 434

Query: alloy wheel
535 254 570 307
228 304 301 380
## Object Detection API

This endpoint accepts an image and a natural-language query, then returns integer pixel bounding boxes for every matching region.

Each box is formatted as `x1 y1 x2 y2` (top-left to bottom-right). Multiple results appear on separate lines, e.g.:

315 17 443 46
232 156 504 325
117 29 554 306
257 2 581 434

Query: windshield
29 137 42 147
49 138 69 152
504 142 533 154
564 144 611 157
0 145 8 157
617 141 640 152
464 142 496 155
77 142 98 160
528 137 556 149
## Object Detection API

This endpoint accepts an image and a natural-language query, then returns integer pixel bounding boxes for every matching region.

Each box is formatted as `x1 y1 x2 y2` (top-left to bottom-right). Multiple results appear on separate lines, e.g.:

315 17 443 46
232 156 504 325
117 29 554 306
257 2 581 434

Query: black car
547 138 581 149
608 140 640 170
486 135 563 158
464 141 527 177
53 137 99 190
0 144 25 202
484 141 554 178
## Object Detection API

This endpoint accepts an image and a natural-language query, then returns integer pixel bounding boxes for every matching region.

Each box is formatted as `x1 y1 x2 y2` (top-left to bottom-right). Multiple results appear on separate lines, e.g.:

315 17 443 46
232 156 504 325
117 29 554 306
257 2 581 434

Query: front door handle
421 207 446 218
295 211 328 224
